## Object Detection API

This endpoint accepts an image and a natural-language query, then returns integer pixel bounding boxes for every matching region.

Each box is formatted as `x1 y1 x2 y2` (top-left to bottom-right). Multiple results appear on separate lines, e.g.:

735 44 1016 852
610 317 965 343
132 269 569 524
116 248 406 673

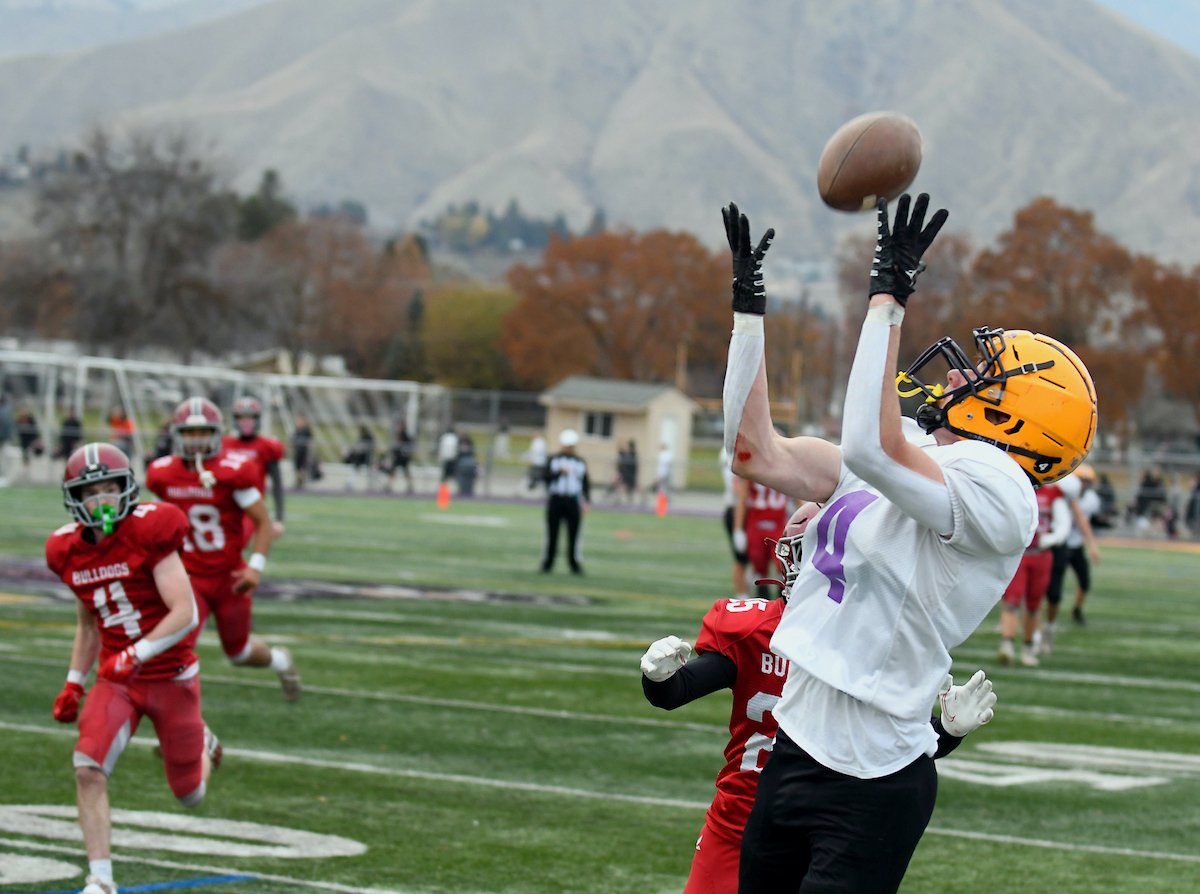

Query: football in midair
816 112 922 212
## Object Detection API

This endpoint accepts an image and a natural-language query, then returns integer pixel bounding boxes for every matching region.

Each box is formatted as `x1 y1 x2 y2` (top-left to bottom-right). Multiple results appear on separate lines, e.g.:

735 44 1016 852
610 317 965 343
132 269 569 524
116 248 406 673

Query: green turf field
1 484 1198 893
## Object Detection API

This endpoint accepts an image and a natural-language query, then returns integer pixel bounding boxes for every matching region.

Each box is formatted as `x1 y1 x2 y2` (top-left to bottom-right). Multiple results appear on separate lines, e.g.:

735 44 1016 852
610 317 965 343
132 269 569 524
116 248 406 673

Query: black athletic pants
739 730 937 894
542 494 582 571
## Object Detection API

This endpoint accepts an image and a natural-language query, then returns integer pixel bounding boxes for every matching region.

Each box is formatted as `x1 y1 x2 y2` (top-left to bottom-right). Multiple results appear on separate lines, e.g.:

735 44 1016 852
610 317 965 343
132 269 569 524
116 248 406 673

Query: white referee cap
559 429 579 447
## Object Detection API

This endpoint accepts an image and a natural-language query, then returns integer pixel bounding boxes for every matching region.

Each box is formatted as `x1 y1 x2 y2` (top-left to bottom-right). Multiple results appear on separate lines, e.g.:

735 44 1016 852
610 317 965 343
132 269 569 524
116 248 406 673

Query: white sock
269 647 291 673
89 859 114 886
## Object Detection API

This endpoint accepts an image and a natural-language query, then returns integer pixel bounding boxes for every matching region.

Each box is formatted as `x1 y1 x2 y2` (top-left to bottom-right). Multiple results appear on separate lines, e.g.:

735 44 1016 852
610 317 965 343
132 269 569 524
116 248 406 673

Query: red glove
98 645 142 683
52 681 85 723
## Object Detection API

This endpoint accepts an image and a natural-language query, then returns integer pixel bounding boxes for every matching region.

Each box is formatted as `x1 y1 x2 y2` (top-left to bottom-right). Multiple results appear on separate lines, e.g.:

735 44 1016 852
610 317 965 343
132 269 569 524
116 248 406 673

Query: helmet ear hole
983 408 1011 425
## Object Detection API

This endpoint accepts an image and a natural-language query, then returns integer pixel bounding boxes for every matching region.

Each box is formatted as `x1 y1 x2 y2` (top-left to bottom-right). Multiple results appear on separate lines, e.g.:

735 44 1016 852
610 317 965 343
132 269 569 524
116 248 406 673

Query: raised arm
720 202 841 502
839 194 957 534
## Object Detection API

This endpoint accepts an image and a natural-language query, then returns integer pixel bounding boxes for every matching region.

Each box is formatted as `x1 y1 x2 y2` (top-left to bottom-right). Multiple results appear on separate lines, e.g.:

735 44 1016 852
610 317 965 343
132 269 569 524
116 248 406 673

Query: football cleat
80 876 117 894
1020 648 1040 668
997 639 1015 665
204 725 223 771
277 649 301 702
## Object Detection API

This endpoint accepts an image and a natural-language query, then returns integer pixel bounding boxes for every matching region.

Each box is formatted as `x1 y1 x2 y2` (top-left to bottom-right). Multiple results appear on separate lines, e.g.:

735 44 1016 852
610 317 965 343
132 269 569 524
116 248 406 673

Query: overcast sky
1093 0 1200 58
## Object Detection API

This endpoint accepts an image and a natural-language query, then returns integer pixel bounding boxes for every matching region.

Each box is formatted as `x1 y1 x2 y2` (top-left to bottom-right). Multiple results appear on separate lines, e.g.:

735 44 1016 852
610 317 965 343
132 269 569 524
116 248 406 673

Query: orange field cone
655 489 669 517
436 481 452 510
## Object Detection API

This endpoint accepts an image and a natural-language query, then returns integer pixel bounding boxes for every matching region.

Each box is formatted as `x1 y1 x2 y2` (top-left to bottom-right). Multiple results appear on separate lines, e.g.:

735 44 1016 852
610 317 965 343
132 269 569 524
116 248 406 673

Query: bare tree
32 126 239 357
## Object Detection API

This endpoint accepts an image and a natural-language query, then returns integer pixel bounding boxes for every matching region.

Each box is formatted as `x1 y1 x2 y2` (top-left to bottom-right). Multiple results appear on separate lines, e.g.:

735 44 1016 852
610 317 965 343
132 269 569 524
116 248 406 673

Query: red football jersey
1026 483 1064 552
745 482 789 575
45 501 196 680
693 596 788 840
221 434 285 492
145 452 262 576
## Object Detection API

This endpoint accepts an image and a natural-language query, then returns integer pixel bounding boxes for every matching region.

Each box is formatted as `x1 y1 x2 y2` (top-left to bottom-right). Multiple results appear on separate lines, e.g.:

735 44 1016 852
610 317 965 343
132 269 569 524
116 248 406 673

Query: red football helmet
171 397 224 459
231 395 262 438
63 442 140 529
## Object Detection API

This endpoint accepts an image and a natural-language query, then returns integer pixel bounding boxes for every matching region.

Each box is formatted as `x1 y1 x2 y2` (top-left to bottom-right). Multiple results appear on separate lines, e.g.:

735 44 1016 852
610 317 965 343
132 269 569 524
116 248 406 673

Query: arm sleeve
641 650 738 710
840 308 954 534
581 468 591 502
1037 496 1073 549
930 715 965 759
268 461 284 521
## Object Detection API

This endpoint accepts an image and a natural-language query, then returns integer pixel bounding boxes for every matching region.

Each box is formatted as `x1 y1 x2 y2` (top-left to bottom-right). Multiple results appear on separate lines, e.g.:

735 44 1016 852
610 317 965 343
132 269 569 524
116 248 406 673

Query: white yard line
0 836 409 894
3 721 1199 867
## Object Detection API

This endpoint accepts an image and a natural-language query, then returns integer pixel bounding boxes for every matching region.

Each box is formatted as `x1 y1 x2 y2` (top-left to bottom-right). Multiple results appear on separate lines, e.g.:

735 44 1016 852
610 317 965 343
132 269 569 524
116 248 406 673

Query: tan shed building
540 376 699 490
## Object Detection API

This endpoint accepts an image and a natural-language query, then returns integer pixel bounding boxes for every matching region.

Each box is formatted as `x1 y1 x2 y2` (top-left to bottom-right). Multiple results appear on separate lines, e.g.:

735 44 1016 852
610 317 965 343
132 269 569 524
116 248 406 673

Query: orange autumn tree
966 197 1140 439
501 229 727 389
1130 256 1200 433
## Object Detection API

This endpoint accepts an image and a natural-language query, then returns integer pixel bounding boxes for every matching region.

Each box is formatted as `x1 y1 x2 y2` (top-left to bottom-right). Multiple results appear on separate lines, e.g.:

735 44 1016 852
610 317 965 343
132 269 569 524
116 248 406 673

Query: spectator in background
346 424 375 490
455 432 478 496
151 419 175 465
492 422 511 461
540 429 589 575
1134 466 1166 528
1094 472 1118 529
292 414 314 488
438 427 459 483
56 409 83 461
0 393 12 481
386 421 415 494
655 442 673 495
524 432 547 494
108 407 136 458
720 447 750 597
16 406 42 471
1186 472 1200 539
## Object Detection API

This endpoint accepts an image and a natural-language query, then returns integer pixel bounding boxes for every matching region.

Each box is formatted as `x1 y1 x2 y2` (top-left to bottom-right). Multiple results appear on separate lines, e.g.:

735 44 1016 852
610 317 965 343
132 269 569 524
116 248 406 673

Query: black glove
722 202 775 315
869 193 948 305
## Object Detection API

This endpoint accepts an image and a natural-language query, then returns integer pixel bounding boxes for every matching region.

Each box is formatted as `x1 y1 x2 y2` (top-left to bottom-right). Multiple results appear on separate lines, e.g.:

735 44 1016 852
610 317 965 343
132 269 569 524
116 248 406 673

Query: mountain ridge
3 0 1200 263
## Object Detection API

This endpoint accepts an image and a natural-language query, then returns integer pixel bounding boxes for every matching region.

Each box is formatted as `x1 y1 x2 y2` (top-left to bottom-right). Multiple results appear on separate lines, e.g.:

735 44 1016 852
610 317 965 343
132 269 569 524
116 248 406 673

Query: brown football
816 112 922 212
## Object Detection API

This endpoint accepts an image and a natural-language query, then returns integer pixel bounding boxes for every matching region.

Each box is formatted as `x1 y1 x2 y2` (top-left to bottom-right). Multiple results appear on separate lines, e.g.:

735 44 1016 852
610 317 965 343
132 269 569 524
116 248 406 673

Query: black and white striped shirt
545 453 590 500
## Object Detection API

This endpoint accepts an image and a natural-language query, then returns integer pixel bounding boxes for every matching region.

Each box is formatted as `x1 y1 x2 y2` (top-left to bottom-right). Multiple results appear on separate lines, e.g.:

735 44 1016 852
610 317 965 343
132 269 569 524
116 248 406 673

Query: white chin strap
194 453 217 489
723 313 765 457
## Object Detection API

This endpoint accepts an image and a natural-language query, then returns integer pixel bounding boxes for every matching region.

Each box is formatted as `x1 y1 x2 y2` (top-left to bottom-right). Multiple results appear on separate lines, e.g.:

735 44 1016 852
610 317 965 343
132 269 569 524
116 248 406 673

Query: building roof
541 376 689 409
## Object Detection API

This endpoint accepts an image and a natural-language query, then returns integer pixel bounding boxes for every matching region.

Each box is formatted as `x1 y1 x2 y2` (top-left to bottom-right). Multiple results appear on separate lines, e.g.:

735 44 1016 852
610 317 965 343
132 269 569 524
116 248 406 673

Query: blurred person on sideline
0 392 12 481
524 431 548 494
386 420 415 494
720 447 750 597
57 409 84 462
16 405 43 471
437 426 459 482
539 429 589 574
720 194 1095 892
640 502 997 894
107 407 136 458
292 414 314 488
655 442 673 495
47 442 221 894
146 397 300 701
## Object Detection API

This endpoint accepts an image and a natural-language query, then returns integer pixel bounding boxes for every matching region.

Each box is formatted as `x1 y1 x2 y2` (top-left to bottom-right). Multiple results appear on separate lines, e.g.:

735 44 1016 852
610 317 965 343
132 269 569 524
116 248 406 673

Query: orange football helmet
898 326 1097 485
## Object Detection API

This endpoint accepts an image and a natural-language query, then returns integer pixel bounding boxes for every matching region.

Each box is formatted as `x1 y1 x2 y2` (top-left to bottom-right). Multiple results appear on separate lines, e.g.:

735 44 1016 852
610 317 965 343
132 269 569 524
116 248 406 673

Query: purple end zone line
4 875 256 894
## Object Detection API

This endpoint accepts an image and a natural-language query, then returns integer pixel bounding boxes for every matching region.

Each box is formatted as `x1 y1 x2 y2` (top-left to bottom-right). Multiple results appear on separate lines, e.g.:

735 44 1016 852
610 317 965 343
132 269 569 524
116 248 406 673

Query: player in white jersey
719 193 1098 893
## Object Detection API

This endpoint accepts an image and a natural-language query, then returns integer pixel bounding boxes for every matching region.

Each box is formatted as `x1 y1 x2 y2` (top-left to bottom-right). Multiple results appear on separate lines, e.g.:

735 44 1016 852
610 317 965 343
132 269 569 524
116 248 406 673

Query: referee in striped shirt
540 429 590 575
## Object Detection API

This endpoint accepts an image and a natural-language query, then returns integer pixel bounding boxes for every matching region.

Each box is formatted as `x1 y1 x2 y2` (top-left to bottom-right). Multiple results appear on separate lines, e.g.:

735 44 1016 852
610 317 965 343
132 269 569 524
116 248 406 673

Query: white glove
640 636 693 682
732 529 748 553
938 670 996 737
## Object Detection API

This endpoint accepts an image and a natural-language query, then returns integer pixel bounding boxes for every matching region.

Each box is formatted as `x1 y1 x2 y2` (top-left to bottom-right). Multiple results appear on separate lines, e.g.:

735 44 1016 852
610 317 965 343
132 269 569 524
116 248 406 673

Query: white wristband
866 301 906 327
248 552 267 572
67 669 87 686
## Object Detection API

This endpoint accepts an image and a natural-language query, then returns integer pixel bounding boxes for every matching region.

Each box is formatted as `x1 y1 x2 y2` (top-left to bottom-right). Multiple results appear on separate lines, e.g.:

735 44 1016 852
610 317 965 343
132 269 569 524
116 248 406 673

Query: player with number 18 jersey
146 451 261 577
